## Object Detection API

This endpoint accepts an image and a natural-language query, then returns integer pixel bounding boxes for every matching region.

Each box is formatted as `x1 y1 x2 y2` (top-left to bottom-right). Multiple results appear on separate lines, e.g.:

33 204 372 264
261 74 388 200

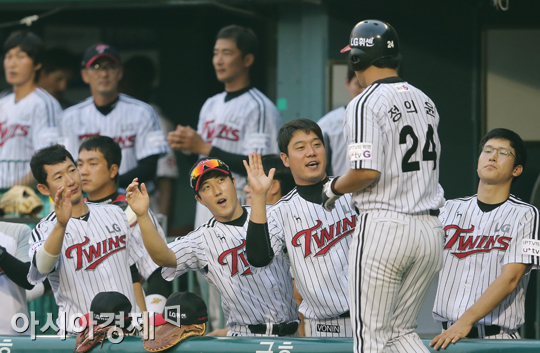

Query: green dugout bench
1 336 540 352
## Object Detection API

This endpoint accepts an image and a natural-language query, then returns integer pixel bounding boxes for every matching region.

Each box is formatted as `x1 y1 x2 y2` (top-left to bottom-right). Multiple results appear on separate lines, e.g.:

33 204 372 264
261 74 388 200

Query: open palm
243 152 275 195
126 178 149 217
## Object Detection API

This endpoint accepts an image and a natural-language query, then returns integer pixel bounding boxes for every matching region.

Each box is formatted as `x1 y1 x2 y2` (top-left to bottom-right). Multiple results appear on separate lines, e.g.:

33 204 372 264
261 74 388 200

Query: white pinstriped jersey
197 88 281 196
61 94 170 175
267 184 355 320
91 193 165 280
162 207 298 327
433 195 540 330
344 78 444 214
0 88 62 188
318 106 349 176
0 222 31 334
28 203 144 334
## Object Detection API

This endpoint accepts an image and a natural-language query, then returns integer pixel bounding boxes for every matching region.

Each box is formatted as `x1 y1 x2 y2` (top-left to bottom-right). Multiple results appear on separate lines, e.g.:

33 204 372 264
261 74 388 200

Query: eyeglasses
87 62 120 72
481 145 515 159
190 159 227 187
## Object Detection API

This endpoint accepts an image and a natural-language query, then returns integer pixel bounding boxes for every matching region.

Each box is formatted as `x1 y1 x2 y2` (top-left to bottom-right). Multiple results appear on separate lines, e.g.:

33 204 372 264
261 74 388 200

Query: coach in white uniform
323 20 445 352
430 128 539 350
0 31 62 189
245 119 355 337
125 159 300 337
28 144 146 334
61 44 169 189
167 25 281 208
318 65 364 177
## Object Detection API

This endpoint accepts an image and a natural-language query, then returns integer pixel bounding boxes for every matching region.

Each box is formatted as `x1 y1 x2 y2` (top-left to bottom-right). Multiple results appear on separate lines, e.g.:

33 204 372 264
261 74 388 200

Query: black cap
81 43 121 68
89 291 132 327
152 292 208 326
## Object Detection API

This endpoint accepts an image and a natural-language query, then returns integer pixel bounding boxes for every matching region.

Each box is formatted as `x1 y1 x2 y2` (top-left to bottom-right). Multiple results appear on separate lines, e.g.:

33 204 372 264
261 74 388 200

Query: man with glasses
430 128 539 350
61 44 169 188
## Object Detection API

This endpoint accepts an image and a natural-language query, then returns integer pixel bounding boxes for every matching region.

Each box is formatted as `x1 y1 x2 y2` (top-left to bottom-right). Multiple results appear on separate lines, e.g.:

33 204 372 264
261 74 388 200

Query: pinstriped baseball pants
349 211 444 353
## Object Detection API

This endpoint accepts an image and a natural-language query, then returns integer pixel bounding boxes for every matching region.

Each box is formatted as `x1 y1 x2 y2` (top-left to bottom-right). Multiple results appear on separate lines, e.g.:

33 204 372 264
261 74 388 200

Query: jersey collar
221 206 248 227
372 76 404 85
88 191 119 204
224 85 252 103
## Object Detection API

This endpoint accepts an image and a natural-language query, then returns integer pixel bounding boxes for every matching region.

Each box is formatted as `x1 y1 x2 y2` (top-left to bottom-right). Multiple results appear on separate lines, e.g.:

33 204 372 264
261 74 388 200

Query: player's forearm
249 193 267 224
43 223 67 256
333 168 380 194
133 282 147 312
137 212 176 268
457 263 527 326
0 249 34 290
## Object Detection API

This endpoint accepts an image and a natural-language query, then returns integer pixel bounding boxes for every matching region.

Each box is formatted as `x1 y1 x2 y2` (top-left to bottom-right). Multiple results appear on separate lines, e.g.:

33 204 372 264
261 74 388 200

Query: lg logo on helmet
351 37 374 47
387 41 394 48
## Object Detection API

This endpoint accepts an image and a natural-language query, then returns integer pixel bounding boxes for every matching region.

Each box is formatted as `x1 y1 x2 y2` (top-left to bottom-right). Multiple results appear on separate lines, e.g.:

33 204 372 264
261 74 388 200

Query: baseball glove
74 324 110 353
143 323 206 352
0 185 43 216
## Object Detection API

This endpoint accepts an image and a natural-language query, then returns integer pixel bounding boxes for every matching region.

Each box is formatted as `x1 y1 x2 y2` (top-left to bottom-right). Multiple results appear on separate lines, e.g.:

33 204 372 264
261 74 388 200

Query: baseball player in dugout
61 43 170 189
167 25 282 211
430 128 539 350
245 119 356 338
0 31 62 189
77 136 172 314
28 144 147 334
322 20 445 352
125 158 301 337
318 65 365 177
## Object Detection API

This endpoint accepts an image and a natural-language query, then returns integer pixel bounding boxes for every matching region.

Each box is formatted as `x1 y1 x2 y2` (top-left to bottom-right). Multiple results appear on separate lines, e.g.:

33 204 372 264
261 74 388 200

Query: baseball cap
189 158 230 192
81 43 121 68
150 292 208 327
79 291 132 328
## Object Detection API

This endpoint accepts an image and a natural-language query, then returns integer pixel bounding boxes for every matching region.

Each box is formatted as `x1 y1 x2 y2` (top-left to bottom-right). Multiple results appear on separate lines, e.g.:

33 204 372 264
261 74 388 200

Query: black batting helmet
341 20 399 72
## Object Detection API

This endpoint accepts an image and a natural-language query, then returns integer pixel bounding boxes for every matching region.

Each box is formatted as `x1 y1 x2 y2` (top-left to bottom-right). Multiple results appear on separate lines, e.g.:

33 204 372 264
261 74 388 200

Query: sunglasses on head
191 159 228 188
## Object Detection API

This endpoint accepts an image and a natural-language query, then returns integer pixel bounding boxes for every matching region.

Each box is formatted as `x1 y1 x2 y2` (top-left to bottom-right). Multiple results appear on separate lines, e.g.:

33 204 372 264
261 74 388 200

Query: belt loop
265 323 273 336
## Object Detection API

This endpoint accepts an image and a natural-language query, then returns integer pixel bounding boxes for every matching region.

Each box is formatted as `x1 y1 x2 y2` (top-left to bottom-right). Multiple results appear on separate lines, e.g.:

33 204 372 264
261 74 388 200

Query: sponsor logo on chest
65 223 126 270
0 122 30 146
292 216 355 258
202 120 240 142
217 239 252 277
444 223 511 259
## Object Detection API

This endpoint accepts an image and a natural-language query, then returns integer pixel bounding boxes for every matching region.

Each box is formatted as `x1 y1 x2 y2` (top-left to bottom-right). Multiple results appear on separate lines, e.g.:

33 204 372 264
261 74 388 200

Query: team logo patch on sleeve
348 143 372 161
522 239 540 256
146 130 167 147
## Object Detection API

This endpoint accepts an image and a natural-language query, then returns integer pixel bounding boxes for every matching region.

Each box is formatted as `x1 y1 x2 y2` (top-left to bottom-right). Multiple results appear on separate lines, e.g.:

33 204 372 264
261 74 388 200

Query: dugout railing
2 335 540 352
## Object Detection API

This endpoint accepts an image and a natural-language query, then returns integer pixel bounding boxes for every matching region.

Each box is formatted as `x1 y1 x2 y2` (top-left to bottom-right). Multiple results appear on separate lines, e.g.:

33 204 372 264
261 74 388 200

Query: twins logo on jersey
292 216 355 258
78 133 136 149
0 122 29 146
65 233 126 271
444 224 511 259
201 120 240 142
217 239 252 276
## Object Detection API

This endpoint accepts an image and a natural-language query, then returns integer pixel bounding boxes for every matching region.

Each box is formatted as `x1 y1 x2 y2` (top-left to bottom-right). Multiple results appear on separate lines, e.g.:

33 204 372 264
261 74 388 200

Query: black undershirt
296 177 329 204
88 192 120 204
224 85 252 102
477 198 507 213
222 207 248 227
95 96 119 116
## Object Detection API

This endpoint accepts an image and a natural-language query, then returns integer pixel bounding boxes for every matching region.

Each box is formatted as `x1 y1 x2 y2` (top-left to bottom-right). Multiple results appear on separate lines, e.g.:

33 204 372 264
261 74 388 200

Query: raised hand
243 152 275 196
54 186 72 227
126 178 149 217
